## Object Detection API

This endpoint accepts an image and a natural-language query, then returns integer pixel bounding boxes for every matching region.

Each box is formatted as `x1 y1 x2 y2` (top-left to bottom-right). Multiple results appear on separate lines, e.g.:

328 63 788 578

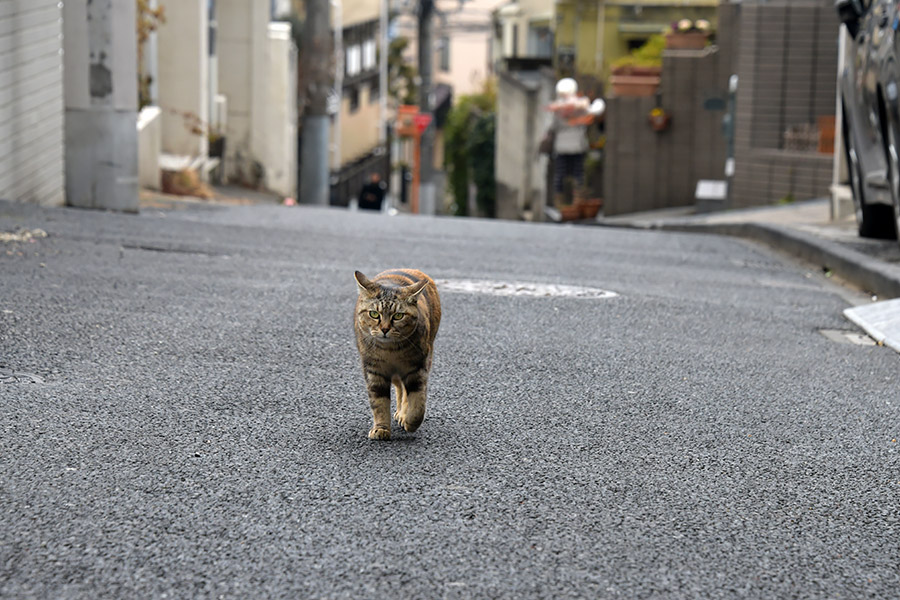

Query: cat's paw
368 426 391 440
397 413 422 433
393 410 405 424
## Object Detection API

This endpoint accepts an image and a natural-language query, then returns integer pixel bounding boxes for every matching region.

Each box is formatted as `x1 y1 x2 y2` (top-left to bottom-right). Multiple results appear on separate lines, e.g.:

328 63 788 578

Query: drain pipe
332 0 343 176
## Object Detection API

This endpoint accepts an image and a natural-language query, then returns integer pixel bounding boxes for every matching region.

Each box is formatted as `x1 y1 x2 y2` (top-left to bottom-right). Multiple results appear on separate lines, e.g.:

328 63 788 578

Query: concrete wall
0 0 65 206
337 82 381 164
138 106 162 190
728 0 837 208
218 0 269 185
62 0 139 211
156 0 208 157
496 70 553 220
603 48 728 216
264 22 297 198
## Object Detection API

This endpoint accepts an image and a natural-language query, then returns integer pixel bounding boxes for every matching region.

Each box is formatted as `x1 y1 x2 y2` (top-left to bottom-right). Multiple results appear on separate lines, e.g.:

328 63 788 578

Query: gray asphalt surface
2 200 898 598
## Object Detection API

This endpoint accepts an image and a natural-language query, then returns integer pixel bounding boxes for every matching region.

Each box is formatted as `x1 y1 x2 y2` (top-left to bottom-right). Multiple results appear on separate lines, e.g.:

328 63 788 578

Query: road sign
414 113 432 134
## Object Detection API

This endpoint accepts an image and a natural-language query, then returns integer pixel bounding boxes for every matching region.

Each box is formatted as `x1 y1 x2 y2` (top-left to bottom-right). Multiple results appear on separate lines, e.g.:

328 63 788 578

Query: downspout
379 0 388 147
523 84 536 220
332 0 343 174
595 0 605 76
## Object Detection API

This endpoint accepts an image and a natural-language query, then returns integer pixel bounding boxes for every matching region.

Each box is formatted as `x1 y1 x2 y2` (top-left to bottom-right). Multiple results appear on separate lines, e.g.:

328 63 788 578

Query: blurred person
358 173 386 211
542 78 603 206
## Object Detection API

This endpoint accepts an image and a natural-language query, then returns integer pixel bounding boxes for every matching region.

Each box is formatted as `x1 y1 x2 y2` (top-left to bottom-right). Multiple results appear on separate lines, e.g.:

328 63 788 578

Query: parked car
836 0 900 242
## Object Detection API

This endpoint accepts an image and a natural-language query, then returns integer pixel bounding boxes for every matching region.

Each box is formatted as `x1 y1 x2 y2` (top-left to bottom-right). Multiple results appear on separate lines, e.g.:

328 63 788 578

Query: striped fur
354 269 441 440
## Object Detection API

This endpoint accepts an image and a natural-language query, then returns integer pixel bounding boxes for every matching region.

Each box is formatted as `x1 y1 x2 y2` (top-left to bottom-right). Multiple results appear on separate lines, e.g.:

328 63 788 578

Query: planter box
609 74 660 97
613 65 661 77
577 198 603 219
665 32 708 50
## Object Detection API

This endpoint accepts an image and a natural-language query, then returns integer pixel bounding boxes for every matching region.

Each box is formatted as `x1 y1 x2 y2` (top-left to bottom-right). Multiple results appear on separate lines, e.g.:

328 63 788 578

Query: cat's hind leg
397 370 427 433
392 375 407 425
366 373 392 440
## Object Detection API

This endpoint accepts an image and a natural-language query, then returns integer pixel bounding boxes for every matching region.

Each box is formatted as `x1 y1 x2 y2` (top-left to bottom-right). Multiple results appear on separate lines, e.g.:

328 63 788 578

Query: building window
363 39 377 71
439 36 450 72
369 80 379 104
349 87 360 113
511 25 518 58
527 24 552 58
208 0 217 56
346 45 361 77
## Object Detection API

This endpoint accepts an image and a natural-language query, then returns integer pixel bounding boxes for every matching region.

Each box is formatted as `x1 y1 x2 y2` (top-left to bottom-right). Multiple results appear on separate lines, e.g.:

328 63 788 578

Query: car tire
843 105 896 239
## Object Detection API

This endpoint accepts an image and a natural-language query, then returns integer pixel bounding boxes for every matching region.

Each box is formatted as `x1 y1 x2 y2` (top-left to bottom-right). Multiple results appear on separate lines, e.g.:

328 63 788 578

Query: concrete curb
593 219 900 300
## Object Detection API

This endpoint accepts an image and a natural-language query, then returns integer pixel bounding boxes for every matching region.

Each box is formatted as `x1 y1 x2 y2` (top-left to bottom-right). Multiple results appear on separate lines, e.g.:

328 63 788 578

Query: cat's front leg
397 369 428 433
365 373 392 440
391 375 407 426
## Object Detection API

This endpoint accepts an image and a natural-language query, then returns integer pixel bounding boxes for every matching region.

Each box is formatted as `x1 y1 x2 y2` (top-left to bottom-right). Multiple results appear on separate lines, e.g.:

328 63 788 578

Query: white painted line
436 279 618 300
843 298 900 354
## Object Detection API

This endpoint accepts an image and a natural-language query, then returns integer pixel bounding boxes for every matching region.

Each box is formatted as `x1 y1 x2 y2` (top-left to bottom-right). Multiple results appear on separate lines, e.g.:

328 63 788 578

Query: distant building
493 0 717 84
294 0 389 206
0 0 298 209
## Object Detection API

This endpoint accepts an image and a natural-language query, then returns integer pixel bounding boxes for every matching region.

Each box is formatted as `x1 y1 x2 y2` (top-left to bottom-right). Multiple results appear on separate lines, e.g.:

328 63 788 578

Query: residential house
293 0 389 206
1 0 139 211
553 0 717 83
1 0 297 211
145 0 297 198
493 0 554 70
390 0 495 211
602 0 839 215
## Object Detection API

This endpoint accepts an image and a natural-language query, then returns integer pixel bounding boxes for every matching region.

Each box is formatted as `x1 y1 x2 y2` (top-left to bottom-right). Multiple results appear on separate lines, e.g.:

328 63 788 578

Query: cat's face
356 295 419 343
355 272 427 344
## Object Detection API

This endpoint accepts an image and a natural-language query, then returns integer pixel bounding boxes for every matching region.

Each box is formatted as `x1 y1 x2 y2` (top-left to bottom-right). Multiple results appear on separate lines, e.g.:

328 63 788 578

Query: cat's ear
354 271 378 295
402 279 428 303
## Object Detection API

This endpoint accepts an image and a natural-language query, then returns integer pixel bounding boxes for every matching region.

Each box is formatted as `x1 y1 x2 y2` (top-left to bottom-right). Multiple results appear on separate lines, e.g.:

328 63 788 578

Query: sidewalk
592 198 900 300
591 198 900 352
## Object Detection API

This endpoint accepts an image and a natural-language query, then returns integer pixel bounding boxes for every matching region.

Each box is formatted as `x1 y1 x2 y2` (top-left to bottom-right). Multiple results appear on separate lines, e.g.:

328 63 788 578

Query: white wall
0 0 65 206
496 71 550 220
156 0 208 157
218 0 268 185
263 22 297 197
138 106 162 190
63 0 139 211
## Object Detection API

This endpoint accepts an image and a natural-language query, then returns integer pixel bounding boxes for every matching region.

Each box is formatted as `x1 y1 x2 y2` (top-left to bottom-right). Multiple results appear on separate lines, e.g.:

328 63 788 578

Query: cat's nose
380 325 390 335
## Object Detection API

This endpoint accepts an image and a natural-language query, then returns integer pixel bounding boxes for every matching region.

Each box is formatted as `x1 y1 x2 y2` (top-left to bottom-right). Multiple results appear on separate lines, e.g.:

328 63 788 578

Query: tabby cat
353 269 441 440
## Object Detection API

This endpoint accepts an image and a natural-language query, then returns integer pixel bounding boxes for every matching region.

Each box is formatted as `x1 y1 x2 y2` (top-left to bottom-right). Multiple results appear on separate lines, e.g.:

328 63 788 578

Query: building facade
1 0 66 207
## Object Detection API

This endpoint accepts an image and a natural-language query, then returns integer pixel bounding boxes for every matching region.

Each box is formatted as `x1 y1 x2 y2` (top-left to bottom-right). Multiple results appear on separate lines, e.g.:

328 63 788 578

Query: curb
594 219 900 300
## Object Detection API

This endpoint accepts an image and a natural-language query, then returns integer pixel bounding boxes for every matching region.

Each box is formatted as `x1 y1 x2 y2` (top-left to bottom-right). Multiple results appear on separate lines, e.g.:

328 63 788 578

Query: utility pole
300 0 332 205
417 0 436 215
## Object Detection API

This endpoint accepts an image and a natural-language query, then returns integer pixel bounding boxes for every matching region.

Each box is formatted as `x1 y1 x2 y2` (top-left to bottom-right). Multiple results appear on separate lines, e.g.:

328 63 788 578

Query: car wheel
843 105 895 238
885 117 900 244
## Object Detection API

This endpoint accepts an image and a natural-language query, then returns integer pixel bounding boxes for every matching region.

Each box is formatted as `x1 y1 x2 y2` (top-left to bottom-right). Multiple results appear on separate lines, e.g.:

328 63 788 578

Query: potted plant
648 106 671 132
609 35 664 97
665 19 711 50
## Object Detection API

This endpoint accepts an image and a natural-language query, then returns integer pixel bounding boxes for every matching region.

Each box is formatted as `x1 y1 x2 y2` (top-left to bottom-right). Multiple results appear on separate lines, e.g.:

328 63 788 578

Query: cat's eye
368 310 380 319
391 313 405 321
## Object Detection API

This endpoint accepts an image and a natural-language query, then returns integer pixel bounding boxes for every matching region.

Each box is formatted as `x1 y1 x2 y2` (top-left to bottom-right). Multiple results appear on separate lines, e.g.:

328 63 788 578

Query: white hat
556 78 578 97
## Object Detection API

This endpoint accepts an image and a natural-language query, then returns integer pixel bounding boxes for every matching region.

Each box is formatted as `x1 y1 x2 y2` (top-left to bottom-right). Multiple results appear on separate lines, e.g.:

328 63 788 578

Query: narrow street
2 200 898 598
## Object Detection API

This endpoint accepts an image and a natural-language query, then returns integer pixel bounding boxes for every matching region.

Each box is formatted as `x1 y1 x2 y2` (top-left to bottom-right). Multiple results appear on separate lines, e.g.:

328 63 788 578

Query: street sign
414 113 432 134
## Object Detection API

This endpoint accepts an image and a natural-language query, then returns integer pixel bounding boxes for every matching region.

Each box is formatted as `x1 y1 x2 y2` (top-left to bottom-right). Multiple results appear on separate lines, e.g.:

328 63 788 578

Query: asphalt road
1 200 898 598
